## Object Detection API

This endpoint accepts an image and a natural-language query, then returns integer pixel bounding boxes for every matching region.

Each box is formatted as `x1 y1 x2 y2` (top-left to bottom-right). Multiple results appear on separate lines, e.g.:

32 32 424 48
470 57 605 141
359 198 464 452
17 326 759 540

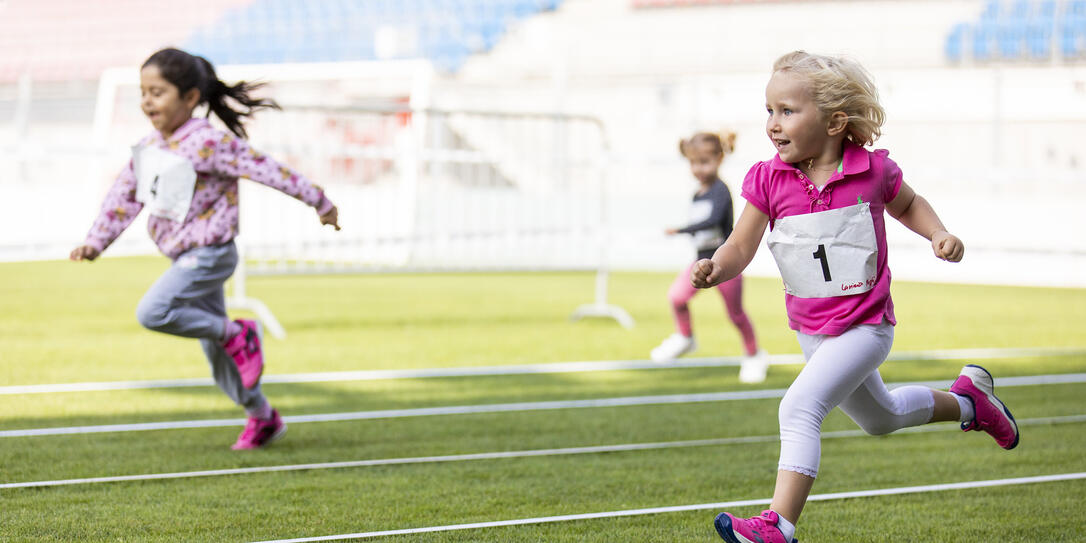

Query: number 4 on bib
132 145 197 223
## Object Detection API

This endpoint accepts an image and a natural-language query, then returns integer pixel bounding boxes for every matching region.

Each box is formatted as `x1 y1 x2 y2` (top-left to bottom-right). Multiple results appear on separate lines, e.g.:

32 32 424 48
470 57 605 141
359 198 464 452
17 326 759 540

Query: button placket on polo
796 170 829 212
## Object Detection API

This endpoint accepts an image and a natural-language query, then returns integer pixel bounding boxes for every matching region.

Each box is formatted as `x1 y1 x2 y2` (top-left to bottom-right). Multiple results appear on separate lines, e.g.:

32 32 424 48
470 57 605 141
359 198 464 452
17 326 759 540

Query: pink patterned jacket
84 117 333 259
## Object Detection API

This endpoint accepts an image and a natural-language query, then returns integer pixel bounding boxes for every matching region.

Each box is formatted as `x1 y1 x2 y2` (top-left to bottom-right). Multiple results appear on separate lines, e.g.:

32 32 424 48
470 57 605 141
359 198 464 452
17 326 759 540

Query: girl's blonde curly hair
773 51 886 147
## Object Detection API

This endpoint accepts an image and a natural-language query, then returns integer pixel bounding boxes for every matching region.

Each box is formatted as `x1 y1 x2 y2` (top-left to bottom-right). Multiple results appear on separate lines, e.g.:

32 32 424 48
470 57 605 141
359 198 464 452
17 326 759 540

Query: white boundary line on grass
3 373 1085 438
3 347 1083 395
2 414 1082 490
251 472 1086 542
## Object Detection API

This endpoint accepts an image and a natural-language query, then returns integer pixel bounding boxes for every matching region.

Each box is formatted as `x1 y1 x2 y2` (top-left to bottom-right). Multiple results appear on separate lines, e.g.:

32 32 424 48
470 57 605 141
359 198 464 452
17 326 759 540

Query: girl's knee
667 287 691 307
135 297 171 330
778 391 829 431
727 309 750 326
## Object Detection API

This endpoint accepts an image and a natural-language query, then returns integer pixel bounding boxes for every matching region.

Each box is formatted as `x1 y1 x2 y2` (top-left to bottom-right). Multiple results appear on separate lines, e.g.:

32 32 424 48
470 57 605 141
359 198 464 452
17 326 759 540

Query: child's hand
691 258 724 288
932 230 964 262
70 245 100 261
664 228 679 235
319 206 341 231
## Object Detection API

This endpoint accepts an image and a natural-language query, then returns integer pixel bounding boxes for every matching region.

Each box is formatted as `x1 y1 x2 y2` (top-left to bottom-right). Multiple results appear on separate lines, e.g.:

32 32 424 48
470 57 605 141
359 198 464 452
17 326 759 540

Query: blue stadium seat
1069 0 1086 17
1060 15 1086 58
945 23 967 62
972 22 995 61
1037 0 1057 19
512 0 539 19
1026 18 1054 59
1009 0 1030 20
997 20 1026 59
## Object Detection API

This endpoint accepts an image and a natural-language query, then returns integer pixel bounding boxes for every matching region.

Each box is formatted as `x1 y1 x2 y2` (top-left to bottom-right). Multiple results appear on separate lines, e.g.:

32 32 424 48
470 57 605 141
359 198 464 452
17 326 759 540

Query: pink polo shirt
741 140 902 336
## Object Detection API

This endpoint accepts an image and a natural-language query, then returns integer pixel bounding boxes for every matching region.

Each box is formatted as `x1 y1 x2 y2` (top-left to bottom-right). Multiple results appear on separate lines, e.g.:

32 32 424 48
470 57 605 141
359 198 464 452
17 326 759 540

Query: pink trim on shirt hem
790 313 897 337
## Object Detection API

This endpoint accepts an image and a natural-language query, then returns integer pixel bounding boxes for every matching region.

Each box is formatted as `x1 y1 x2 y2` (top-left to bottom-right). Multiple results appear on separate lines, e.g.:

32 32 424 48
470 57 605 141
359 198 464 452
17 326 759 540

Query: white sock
953 393 974 423
774 511 796 541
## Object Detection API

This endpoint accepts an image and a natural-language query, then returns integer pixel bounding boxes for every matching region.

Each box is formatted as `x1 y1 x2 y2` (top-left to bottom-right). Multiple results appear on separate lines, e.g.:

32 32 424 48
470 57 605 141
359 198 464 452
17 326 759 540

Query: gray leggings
135 242 266 410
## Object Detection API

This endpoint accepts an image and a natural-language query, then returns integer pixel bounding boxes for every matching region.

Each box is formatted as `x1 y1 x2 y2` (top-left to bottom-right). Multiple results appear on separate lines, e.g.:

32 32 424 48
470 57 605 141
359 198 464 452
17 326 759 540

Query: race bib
689 200 723 251
132 145 196 222
766 202 878 298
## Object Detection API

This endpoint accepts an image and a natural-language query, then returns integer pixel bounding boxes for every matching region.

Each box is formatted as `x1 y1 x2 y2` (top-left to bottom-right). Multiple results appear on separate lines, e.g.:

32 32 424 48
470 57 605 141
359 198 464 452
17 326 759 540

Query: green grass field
2 257 1085 542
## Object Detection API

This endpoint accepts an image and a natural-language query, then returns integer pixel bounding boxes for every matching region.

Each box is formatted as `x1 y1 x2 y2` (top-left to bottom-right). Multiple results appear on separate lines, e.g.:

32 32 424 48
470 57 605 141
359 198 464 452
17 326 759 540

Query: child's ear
826 111 849 137
182 88 201 110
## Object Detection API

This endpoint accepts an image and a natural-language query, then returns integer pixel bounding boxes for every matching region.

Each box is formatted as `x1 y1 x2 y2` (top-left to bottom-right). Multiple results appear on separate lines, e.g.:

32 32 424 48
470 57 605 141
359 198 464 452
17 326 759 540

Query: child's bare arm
692 203 769 288
886 181 964 262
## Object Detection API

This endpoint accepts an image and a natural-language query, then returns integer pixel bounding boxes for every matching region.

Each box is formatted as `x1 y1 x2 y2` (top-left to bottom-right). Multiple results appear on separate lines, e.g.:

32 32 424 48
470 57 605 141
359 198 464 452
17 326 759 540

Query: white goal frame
92 61 632 338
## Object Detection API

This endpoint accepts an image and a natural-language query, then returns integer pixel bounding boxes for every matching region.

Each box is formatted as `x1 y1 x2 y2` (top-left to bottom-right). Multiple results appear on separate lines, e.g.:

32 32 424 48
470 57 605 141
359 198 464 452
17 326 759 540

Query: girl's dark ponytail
194 56 279 139
143 48 279 139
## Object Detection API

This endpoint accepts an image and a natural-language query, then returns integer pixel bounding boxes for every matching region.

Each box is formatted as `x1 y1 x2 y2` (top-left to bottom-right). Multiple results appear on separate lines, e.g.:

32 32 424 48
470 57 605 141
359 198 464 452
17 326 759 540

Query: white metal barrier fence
230 106 633 337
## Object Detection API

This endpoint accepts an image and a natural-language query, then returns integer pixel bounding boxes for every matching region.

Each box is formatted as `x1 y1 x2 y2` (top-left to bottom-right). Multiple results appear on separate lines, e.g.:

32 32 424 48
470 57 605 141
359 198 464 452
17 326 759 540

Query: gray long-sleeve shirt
677 178 734 260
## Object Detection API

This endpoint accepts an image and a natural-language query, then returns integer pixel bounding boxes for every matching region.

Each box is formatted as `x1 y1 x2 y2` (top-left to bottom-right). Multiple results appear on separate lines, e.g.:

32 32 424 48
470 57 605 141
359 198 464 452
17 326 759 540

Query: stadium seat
1026 18 1054 59
180 0 562 72
1069 0 1086 17
945 23 968 62
1059 15 1086 58
972 22 995 61
1009 0 1030 21
1037 0 1057 19
997 20 1026 60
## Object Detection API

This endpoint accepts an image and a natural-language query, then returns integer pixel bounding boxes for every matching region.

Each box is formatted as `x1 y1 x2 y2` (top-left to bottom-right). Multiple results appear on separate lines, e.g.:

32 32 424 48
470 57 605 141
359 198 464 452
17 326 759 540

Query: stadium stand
0 0 561 82
184 0 562 73
0 0 252 82
946 0 1086 62
630 0 829 6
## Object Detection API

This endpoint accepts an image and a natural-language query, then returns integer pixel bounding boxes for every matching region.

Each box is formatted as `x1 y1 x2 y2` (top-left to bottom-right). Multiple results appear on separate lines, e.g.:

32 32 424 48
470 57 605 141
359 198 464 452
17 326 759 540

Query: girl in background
71 48 340 450
693 51 1018 543
652 131 768 383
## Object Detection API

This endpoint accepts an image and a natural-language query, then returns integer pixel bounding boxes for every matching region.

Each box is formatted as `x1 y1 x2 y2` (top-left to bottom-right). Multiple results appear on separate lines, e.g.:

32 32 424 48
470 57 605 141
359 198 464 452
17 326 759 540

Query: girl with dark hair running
71 48 340 450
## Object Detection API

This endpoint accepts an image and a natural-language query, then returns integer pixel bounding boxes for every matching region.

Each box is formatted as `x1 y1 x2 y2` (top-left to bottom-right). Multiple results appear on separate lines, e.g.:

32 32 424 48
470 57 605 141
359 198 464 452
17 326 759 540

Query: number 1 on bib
812 244 831 282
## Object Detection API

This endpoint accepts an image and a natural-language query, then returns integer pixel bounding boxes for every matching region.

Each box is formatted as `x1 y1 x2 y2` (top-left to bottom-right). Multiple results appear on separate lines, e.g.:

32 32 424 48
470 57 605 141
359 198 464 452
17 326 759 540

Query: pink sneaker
231 410 286 450
223 319 264 389
714 510 797 543
950 364 1019 450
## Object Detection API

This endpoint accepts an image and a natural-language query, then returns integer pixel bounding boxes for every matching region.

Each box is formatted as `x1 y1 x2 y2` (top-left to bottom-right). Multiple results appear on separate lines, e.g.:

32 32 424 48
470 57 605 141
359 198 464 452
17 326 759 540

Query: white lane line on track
250 472 1086 542
3 347 1082 395
2 414 1083 490
3 373 1085 438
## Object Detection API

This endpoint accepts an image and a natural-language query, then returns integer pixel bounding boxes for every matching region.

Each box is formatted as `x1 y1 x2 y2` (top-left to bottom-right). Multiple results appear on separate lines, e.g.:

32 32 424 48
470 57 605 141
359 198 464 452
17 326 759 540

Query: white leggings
778 322 935 478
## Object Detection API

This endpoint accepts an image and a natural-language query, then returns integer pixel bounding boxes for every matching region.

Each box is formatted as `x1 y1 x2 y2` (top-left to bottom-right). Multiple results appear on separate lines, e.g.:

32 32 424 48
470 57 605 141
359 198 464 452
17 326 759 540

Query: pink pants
668 261 758 356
